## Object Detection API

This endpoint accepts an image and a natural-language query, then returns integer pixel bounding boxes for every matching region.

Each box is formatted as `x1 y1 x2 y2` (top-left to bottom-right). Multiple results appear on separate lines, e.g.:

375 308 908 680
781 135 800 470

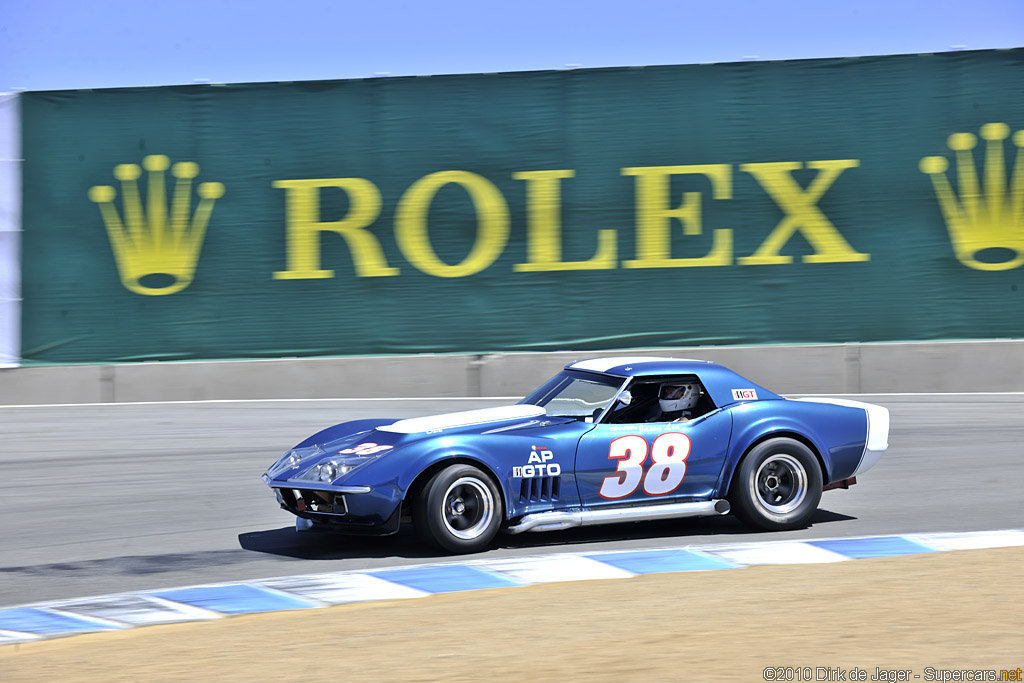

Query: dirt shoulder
2 547 1021 682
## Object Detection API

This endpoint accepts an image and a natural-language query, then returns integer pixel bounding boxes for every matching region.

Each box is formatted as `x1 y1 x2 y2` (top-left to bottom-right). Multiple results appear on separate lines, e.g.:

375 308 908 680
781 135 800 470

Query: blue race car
263 357 889 553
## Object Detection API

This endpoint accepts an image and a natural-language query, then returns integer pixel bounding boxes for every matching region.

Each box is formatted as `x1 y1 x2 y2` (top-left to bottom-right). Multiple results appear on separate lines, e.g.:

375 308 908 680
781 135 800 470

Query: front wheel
414 464 503 554
729 438 823 531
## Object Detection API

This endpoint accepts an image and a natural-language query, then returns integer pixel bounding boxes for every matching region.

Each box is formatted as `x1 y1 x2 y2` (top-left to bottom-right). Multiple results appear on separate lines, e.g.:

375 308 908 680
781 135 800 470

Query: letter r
273 177 398 279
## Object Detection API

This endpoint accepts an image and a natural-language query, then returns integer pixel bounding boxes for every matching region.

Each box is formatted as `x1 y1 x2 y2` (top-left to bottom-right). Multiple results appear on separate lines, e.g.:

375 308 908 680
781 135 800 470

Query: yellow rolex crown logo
919 123 1024 271
88 154 225 295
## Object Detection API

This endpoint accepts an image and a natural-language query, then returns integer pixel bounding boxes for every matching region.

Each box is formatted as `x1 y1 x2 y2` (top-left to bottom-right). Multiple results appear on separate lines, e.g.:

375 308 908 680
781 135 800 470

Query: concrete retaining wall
2 340 1023 405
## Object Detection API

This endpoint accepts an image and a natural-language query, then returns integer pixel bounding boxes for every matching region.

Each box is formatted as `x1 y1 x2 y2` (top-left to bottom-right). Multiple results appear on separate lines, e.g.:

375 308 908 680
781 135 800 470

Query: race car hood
377 404 547 435
264 405 551 485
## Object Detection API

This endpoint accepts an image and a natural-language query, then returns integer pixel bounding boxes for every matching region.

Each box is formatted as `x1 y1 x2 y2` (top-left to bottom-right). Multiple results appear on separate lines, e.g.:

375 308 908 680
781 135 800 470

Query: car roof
565 356 782 404
566 356 713 377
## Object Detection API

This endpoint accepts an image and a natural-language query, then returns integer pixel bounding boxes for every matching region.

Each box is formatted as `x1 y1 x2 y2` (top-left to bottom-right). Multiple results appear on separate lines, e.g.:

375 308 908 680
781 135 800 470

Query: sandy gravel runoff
2 547 1021 682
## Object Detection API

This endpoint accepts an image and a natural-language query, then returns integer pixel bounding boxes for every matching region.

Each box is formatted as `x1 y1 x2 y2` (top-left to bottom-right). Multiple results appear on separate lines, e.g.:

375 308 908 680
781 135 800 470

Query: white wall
2 340 1023 404
0 93 20 368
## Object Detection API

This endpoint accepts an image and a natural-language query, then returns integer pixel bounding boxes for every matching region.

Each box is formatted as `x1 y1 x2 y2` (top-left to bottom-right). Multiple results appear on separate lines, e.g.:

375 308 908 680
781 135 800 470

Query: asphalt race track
2 394 1022 608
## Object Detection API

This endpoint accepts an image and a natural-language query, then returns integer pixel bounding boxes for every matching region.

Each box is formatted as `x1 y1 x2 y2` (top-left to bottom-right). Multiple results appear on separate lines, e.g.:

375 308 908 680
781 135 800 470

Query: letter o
395 170 510 278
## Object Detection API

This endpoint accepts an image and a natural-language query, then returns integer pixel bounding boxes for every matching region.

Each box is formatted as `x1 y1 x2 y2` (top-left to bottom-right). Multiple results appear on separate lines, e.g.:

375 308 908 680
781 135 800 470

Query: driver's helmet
659 383 700 412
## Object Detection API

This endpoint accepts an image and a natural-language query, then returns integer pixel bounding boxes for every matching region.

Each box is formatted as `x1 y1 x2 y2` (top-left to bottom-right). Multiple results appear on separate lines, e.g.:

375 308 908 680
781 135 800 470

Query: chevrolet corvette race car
263 357 889 553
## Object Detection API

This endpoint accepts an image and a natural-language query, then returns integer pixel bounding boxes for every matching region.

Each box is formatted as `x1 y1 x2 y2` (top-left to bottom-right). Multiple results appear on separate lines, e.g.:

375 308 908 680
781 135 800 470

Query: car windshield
519 370 625 419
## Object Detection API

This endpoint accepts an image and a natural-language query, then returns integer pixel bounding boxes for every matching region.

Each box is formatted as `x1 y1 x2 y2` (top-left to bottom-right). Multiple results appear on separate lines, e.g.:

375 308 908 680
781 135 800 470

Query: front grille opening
519 476 561 503
279 488 338 514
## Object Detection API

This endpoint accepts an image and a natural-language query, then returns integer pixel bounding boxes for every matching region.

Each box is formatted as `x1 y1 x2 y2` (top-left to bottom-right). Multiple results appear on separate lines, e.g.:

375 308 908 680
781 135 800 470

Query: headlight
264 444 324 479
268 439 392 484
298 460 353 484
318 462 337 482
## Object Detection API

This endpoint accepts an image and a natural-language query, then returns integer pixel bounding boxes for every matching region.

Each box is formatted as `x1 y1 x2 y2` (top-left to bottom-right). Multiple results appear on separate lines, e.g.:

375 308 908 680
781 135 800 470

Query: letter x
740 160 868 265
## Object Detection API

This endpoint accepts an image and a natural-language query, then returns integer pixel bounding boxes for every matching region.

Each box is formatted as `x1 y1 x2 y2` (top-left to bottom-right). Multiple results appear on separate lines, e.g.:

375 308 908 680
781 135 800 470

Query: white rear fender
793 397 889 476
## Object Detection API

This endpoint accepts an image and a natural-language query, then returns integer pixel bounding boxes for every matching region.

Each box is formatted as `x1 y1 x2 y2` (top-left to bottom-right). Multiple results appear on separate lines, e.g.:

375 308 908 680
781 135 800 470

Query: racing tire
414 464 503 554
729 437 823 531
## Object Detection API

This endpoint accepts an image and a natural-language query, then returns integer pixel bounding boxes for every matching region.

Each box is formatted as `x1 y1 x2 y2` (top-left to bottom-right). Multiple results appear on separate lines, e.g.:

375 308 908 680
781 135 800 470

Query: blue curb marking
2 529 1021 645
0 608 122 635
370 565 521 593
586 549 735 574
808 536 937 559
150 585 320 614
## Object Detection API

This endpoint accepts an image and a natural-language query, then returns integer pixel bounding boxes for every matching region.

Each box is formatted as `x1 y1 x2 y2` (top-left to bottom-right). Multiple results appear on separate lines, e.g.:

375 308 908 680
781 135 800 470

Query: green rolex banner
19 49 1024 363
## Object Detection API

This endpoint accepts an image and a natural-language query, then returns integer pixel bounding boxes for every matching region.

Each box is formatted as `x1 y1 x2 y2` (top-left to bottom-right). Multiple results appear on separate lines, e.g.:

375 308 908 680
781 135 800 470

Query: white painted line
478 555 635 584
41 607 128 630
707 542 850 566
144 596 227 621
259 573 429 604
0 629 40 644
908 529 1024 551
0 397 522 409
47 595 223 626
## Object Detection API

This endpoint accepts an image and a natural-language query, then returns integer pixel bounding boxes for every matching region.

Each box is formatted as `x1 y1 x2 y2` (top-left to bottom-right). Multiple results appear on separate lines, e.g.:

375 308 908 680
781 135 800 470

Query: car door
573 409 733 508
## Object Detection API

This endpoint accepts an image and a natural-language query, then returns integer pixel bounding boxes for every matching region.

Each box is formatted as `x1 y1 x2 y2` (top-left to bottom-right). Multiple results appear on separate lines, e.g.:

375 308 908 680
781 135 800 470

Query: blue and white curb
2 529 1022 645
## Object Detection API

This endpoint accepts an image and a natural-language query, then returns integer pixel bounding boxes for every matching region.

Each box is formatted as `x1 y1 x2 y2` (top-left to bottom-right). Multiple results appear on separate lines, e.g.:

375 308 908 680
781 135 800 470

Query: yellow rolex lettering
395 170 509 278
740 160 868 265
512 170 616 272
273 178 397 279
621 164 732 268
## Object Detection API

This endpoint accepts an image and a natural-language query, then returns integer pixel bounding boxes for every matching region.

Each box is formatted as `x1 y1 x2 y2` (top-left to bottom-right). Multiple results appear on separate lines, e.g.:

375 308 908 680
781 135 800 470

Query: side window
603 383 657 424
603 377 716 424
689 383 716 418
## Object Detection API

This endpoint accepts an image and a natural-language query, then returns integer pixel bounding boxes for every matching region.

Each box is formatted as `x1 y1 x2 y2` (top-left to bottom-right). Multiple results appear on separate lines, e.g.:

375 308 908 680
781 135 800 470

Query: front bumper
264 475 403 535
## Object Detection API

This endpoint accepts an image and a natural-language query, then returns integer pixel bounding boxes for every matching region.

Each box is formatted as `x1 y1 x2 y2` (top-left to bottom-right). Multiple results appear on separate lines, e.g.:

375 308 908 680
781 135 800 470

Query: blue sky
1 0 1022 91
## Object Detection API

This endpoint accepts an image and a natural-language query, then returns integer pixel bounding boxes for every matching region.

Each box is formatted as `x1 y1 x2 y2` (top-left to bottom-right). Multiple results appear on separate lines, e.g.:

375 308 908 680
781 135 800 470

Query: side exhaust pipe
505 499 731 534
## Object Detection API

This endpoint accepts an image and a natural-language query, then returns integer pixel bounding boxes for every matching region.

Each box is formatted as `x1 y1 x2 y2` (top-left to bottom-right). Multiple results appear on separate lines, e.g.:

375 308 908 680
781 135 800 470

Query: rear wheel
729 438 822 530
414 464 503 554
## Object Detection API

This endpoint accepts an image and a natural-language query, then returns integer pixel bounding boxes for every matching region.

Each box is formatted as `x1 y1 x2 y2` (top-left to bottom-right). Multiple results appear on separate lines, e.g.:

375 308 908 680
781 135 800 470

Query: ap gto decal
732 389 758 400
513 446 561 478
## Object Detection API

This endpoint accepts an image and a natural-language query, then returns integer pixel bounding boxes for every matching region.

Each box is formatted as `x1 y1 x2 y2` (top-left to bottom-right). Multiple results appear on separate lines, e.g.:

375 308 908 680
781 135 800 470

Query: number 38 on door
599 432 691 499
